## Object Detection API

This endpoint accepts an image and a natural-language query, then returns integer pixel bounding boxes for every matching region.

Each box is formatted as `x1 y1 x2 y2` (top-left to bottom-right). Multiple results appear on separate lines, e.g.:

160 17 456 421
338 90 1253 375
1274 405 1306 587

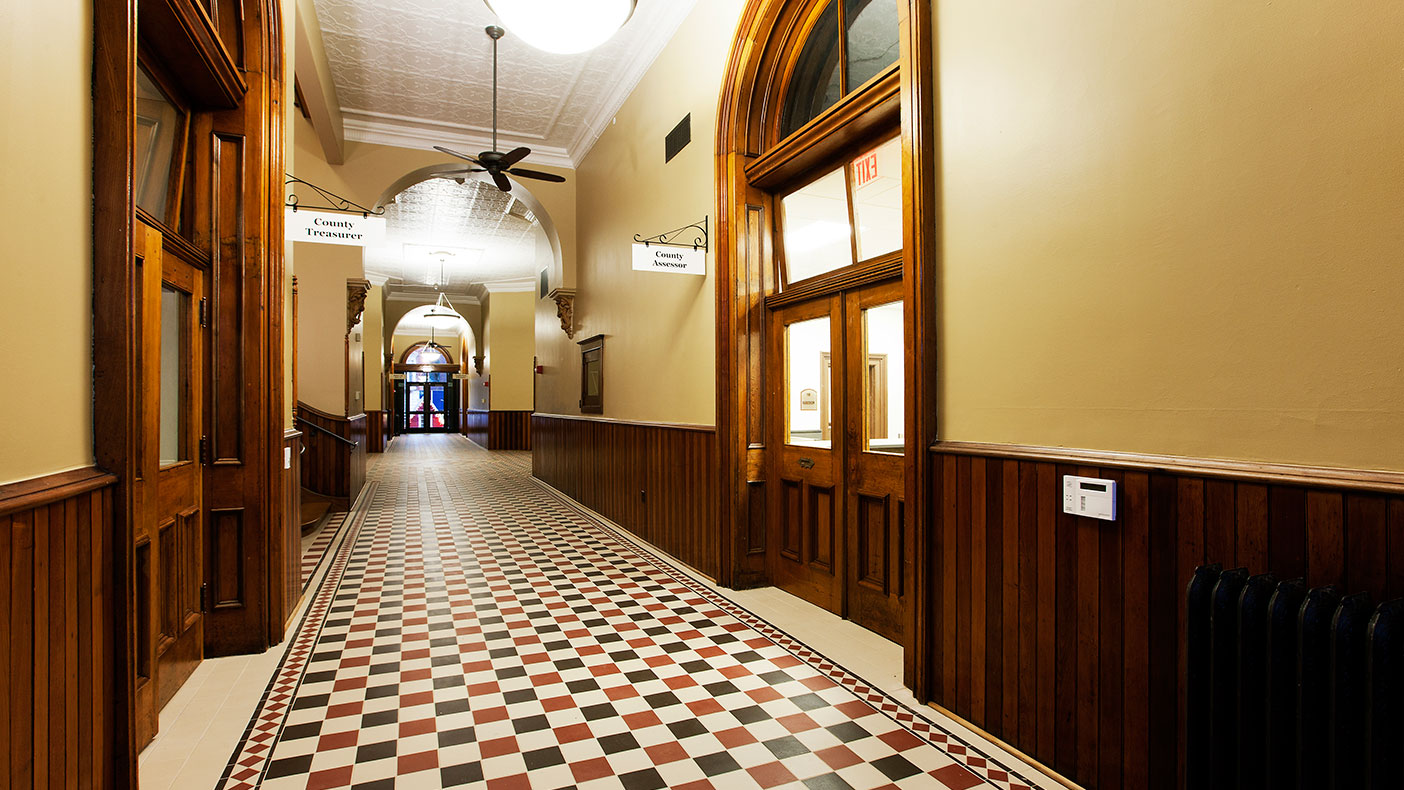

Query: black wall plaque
665 113 691 163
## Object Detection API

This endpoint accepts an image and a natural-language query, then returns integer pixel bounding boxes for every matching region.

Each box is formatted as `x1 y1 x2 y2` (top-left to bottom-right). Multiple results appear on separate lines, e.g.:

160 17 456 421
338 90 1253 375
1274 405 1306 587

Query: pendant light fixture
483 0 636 54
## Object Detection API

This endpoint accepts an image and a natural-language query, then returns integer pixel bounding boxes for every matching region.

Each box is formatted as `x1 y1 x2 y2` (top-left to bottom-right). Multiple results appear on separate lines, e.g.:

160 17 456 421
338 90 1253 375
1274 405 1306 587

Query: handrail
295 416 358 448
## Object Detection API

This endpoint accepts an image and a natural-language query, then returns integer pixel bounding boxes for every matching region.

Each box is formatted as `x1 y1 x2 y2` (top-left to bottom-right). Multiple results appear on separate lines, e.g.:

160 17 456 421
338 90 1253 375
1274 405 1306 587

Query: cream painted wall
936 0 1404 471
484 291 536 411
0 2 93 484
295 244 362 414
533 0 744 424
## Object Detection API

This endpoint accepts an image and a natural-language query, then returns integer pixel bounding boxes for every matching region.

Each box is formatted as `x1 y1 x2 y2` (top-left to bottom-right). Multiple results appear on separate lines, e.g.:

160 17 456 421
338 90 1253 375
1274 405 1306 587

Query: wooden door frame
714 0 938 697
93 0 288 781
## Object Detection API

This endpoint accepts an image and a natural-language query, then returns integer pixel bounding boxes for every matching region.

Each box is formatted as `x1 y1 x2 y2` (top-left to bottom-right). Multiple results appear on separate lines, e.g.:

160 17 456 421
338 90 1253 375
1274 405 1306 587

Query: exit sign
852 149 880 189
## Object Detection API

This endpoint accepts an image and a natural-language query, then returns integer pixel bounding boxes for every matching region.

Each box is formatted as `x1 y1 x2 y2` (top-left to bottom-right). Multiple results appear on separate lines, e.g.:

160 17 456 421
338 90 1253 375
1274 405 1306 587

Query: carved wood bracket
346 278 372 335
548 287 577 340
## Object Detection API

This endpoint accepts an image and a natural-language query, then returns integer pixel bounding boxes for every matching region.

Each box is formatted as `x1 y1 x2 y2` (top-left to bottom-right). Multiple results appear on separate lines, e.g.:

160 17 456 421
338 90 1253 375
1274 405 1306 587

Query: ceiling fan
434 25 566 193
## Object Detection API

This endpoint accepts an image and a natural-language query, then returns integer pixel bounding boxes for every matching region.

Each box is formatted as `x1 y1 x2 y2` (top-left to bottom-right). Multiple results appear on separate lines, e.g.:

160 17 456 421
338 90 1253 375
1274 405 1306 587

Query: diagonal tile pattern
218 435 1056 790
302 512 352 589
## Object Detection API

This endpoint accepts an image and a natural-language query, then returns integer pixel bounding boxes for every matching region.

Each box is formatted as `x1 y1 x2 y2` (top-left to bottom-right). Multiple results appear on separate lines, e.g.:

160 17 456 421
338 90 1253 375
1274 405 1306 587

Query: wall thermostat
1063 475 1117 521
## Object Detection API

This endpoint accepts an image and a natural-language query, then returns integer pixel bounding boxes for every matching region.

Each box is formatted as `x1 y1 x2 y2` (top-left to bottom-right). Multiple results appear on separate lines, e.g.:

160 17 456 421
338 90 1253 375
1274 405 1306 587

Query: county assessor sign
631 243 705 276
285 209 386 247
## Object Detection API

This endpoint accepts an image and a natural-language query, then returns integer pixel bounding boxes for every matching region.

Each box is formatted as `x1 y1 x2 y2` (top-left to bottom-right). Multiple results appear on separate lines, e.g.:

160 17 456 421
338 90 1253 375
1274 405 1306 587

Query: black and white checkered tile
217 435 1056 790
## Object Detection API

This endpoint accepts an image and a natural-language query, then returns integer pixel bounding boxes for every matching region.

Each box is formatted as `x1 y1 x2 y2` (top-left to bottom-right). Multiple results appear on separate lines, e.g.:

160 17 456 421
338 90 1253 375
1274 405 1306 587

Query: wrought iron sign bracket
285 174 385 217
633 216 708 252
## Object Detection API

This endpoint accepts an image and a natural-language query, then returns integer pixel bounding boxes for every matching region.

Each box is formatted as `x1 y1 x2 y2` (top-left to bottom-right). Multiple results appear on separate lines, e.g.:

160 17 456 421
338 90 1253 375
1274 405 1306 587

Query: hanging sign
285 209 386 247
452 373 471 380
632 243 706 276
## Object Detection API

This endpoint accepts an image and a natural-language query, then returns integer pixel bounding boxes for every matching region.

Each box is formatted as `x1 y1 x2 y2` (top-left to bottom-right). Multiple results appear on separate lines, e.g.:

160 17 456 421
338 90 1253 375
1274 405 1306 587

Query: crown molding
341 108 576 170
568 0 697 164
481 276 538 294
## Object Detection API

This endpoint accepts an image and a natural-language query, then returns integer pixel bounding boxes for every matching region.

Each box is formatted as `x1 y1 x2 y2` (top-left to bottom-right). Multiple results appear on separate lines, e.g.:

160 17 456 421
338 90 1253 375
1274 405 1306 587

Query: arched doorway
714 0 937 694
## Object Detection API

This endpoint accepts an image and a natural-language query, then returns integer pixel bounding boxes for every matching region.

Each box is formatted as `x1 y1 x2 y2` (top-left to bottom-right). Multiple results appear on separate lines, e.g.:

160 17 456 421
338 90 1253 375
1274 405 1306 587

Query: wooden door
133 220 208 747
155 244 206 709
768 295 844 613
843 280 906 642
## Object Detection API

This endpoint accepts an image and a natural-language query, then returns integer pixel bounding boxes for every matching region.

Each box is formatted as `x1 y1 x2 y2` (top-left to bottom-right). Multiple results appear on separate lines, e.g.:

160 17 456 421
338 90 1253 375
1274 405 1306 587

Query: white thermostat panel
1063 475 1117 521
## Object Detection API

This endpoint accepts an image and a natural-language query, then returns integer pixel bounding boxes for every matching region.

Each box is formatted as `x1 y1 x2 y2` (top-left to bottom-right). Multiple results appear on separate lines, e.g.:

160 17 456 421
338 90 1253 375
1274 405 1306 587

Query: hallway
145 436 1056 789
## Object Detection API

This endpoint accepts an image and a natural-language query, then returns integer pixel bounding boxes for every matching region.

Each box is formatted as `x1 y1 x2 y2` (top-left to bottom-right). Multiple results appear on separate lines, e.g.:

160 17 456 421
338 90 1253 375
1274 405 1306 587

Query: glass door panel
158 284 189 465
429 385 446 429
785 315 833 447
862 300 903 455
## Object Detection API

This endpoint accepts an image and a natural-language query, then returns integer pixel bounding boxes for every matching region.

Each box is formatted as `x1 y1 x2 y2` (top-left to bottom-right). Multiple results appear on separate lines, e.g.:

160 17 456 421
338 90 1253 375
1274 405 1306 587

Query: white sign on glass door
285 208 386 247
631 243 705 276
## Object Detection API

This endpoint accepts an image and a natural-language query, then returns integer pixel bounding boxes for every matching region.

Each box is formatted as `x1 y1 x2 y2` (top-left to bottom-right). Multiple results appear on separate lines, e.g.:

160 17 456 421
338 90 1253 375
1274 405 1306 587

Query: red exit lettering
852 150 879 188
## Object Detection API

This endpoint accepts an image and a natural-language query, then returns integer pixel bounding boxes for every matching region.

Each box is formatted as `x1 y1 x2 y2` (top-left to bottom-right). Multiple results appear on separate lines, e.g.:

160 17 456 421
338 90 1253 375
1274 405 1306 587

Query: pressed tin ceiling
313 0 698 167
365 176 546 291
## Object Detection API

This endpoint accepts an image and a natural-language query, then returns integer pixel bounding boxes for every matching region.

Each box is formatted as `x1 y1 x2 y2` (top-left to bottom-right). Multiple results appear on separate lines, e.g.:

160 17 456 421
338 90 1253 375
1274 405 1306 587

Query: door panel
768 296 843 614
844 281 906 642
133 220 208 749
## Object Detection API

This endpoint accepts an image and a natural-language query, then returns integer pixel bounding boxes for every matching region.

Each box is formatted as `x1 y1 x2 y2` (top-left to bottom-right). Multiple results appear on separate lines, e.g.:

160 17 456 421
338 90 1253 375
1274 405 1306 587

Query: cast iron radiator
1185 564 1404 790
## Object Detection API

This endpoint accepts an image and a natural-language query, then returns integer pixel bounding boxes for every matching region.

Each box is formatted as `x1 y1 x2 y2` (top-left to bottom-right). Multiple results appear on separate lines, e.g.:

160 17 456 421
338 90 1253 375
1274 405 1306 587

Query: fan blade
507 167 566 183
434 145 479 164
490 169 513 192
499 146 531 168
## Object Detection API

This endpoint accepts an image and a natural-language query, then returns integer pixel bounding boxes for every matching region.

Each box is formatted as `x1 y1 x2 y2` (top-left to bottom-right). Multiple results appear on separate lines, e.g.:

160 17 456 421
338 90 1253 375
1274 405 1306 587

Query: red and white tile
217 435 1057 790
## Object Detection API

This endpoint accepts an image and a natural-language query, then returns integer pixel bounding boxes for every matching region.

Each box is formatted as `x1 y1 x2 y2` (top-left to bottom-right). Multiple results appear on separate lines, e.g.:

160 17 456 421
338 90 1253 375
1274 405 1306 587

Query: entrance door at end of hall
768 278 907 643
397 371 458 432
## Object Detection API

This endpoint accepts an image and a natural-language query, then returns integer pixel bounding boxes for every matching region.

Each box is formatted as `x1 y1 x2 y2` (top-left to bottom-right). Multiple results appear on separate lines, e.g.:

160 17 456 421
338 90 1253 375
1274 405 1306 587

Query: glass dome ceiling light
484 0 636 54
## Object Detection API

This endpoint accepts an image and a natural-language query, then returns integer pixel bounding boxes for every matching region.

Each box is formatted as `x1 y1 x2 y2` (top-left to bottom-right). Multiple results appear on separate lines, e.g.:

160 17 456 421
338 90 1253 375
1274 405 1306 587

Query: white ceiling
314 0 698 167
365 176 545 290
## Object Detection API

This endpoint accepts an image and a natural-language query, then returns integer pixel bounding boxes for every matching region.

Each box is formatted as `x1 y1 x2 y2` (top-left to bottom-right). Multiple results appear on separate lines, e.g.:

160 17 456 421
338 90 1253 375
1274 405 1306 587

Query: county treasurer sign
285 209 386 247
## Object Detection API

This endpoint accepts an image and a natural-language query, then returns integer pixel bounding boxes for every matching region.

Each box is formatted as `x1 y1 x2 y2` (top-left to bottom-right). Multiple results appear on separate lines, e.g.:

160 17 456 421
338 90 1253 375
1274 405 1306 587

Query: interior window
406 344 450 365
781 1 843 138
843 0 900 91
779 134 901 286
849 136 902 260
781 167 853 283
781 0 899 141
135 67 183 220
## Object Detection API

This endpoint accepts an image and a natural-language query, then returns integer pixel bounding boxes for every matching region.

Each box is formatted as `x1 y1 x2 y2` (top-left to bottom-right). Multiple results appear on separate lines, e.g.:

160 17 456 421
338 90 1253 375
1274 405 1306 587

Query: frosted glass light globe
485 0 636 54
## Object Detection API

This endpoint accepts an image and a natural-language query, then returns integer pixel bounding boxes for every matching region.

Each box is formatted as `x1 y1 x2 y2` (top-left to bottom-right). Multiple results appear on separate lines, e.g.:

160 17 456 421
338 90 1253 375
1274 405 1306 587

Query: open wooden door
133 219 208 748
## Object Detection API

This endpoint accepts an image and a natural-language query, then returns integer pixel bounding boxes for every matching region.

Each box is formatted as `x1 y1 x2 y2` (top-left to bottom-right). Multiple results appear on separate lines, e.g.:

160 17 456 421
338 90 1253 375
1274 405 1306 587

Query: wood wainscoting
365 410 389 453
0 468 118 790
465 410 533 451
924 442 1404 790
532 414 717 578
296 403 367 507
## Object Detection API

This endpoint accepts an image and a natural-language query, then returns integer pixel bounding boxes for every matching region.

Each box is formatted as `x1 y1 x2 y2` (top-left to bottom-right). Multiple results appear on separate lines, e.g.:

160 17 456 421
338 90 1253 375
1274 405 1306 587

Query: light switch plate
1063 475 1116 520
284 446 292 470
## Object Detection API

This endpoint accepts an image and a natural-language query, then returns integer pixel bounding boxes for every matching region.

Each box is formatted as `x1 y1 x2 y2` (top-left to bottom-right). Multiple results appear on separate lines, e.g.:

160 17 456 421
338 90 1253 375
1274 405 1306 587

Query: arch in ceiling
374 167 566 295
390 303 478 365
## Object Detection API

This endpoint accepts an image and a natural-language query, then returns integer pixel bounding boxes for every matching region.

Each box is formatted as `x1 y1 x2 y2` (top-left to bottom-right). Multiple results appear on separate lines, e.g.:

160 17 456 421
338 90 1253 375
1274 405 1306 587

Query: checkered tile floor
302 512 351 589
217 435 1057 790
